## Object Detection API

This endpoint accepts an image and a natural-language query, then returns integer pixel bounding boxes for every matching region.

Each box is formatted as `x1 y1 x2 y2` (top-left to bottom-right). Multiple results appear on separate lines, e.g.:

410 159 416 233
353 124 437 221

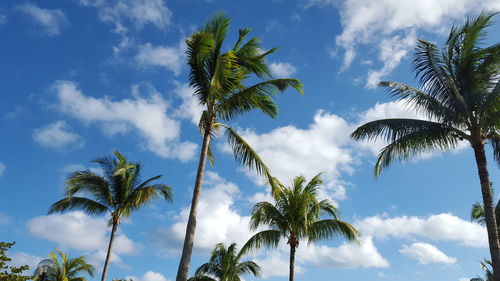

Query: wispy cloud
33 121 84 150
15 3 68 36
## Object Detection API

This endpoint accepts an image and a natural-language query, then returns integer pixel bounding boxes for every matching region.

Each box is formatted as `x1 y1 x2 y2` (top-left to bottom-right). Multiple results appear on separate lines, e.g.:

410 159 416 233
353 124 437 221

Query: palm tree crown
48 249 95 281
188 243 260 281
49 151 172 281
176 12 303 281
241 173 359 281
351 12 500 280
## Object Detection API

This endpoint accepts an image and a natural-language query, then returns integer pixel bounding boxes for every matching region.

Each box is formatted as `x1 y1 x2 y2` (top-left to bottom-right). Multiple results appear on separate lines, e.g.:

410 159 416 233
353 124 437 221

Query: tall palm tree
351 12 500 279
188 243 260 281
48 151 173 281
48 249 95 281
241 173 359 281
176 12 303 281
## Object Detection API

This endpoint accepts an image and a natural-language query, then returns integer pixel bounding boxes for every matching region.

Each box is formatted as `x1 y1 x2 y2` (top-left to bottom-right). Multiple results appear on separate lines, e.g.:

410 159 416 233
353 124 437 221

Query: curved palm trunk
176 130 212 281
101 219 118 281
473 141 500 281
289 238 297 281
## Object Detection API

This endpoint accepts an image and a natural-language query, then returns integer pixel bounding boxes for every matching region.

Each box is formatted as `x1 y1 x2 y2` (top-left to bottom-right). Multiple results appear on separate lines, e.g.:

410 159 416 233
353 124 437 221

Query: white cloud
308 0 500 87
256 252 304 278
15 3 68 36
8 252 43 270
136 42 185 76
355 213 487 247
222 110 355 203
27 212 138 264
79 0 171 33
459 278 471 281
150 172 387 277
126 271 170 281
365 30 416 88
399 242 457 265
53 80 197 161
149 172 254 255
172 81 203 125
0 162 5 177
269 62 297 78
299 236 389 269
33 121 84 150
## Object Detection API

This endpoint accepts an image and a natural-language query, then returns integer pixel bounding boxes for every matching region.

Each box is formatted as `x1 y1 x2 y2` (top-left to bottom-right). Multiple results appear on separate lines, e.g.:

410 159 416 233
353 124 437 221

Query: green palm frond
237 261 261 277
49 249 94 281
471 201 486 225
250 201 287 230
373 123 462 176
240 230 282 255
48 197 110 216
308 219 359 244
224 126 272 181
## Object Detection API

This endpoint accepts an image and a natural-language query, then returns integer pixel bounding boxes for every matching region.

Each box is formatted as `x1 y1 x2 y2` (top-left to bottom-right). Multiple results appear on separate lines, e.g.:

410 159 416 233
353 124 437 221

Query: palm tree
351 12 500 279
188 243 260 281
471 190 500 229
48 151 173 281
241 173 359 281
176 12 303 281
47 249 95 281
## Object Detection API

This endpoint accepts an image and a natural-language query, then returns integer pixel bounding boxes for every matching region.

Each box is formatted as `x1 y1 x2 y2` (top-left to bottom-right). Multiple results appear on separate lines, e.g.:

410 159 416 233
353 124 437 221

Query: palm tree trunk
176 129 212 281
101 219 118 281
289 241 296 281
473 141 500 281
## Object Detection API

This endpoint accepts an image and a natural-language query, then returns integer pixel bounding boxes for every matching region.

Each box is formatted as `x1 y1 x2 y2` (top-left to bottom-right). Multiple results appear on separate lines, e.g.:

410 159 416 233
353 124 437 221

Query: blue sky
1 1 500 281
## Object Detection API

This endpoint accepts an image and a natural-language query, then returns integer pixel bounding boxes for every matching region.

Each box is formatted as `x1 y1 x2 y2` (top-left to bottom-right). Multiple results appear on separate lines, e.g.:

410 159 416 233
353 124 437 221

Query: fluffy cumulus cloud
150 172 388 277
33 121 85 150
79 0 171 33
27 211 138 265
126 271 170 281
399 242 457 265
149 172 254 254
52 80 197 161
299 236 389 269
15 3 68 36
269 62 297 77
8 252 43 270
355 213 487 247
136 42 185 76
171 81 203 125
307 0 500 87
223 110 355 202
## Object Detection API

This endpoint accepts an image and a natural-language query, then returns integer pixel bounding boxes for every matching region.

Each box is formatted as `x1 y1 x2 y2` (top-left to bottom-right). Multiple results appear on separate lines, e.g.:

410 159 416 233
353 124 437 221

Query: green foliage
186 11 303 179
351 12 500 176
188 243 260 281
0 242 32 281
48 249 95 281
49 150 173 223
48 151 172 281
242 173 359 253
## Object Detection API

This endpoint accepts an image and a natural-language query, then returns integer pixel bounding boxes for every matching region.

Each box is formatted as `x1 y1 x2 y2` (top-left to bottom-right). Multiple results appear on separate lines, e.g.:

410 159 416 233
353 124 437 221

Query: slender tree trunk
473 141 500 281
101 219 118 281
176 129 212 281
289 240 296 281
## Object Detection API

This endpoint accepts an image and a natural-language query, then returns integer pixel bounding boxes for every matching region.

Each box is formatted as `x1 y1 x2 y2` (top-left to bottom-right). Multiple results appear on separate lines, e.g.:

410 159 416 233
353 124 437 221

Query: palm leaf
48 197 110 216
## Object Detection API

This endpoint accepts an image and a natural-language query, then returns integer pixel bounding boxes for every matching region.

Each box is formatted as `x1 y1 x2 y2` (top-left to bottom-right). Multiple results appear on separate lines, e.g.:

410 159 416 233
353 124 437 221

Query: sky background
1 1 500 281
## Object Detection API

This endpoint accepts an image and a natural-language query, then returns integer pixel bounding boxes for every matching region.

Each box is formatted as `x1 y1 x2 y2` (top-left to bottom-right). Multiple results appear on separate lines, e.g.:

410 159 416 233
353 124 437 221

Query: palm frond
237 261 261 277
369 120 463 176
240 230 282 255
48 197 110 216
224 126 272 182
308 219 359 244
